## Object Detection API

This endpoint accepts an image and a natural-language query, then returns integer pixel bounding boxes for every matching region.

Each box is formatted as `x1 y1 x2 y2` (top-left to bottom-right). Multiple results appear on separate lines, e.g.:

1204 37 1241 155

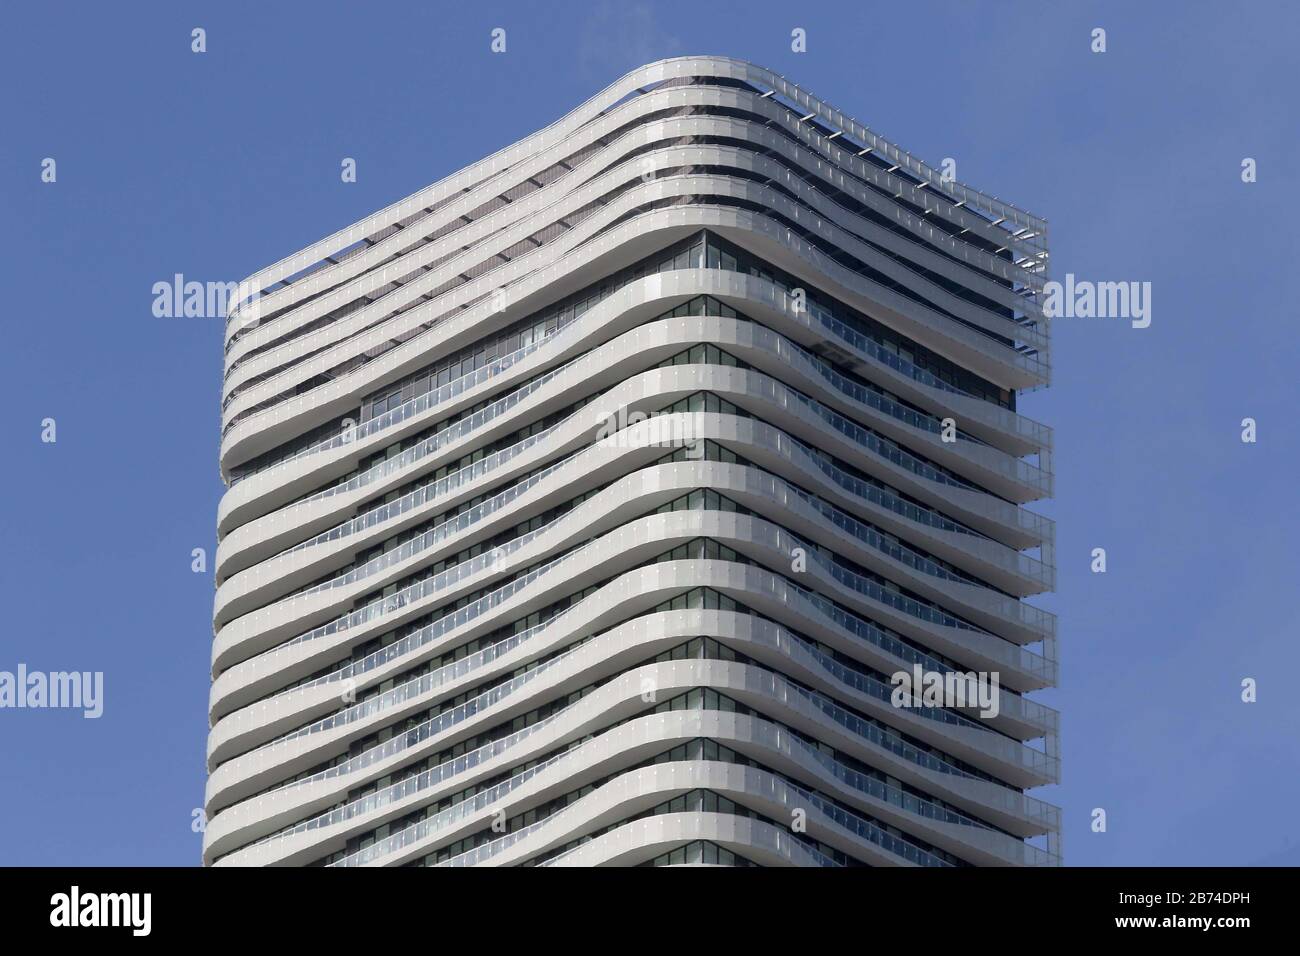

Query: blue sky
2 1 1297 866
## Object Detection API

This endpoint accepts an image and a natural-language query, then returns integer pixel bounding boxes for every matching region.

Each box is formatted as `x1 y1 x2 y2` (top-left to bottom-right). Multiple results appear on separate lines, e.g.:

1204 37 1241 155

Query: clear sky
2 0 1297 867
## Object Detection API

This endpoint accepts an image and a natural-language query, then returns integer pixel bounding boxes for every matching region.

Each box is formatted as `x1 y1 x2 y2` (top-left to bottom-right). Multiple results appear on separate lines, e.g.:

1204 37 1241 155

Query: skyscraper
205 56 1057 867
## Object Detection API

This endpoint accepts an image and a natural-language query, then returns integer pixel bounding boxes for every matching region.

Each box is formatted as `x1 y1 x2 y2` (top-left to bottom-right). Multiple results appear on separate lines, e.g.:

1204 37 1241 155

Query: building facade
205 57 1058 867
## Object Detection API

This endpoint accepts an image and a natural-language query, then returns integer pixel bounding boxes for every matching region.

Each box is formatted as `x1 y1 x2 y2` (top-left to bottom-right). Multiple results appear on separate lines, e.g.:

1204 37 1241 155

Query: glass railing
226 58 1042 347
280 445 583 561
225 149 1048 470
231 340 581 486
226 205 1045 496
252 657 999 863
798 165 1044 288
438 817 561 867
789 674 1058 783
440 796 856 868
789 528 987 636
220 407 1053 719
266 313 997 560
261 329 1043 580
241 570 998 780
230 254 1051 496
744 126 1044 302
793 733 987 830
243 617 570 760
766 377 971 493
238 609 1029 816
786 479 965 584
239 712 575 860
219 602 1057 861
752 64 1046 235
283 457 539 559
291 439 1001 625
782 573 1055 686
270 457 582 610
536 822 842 868
229 301 1050 608
779 777 953 867
746 171 1045 350
273 533 591 660
254 640 586 801
240 489 978 707
224 118 708 419
783 428 1053 549
251 698 1007 867
224 497 1050 752
789 500 1053 638
770 373 1048 497
218 541 598 744
705 275 1047 451
221 525 1051 797
783 432 974 537
750 220 1051 380
224 173 539 357
217 533 594 721
326 748 572 867
736 464 1052 632
793 633 990 736
778 329 984 443
233 343 1048 592
256 444 1003 647
223 85 753 359
527 771 946 868
779 675 973 781
239 603 574 727
781 574 983 686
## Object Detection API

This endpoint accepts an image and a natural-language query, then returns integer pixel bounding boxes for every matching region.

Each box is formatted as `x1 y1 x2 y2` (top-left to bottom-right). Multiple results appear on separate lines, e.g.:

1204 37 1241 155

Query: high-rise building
205 57 1058 867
